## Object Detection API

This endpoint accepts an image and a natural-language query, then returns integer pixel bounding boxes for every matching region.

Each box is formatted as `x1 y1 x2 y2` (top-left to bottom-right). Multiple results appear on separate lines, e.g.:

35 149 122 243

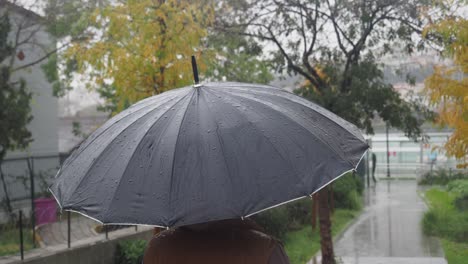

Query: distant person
143 219 290 264
372 153 377 183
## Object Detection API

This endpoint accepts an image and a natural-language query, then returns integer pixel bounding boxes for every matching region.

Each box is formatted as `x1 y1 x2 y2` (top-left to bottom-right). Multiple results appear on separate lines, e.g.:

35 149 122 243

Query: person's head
181 218 263 232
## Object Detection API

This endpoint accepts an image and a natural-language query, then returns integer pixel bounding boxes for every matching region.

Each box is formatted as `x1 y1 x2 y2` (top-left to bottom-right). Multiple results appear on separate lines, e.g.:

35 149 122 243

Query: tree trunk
318 186 335 264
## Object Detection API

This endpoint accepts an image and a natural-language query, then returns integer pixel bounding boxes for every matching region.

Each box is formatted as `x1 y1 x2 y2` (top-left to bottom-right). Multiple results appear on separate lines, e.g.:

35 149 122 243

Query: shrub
422 210 438 236
425 211 468 242
115 239 147 264
448 180 468 211
254 173 364 241
422 188 468 243
253 206 289 241
419 169 468 186
285 199 311 230
447 180 468 197
454 196 468 211
332 173 363 210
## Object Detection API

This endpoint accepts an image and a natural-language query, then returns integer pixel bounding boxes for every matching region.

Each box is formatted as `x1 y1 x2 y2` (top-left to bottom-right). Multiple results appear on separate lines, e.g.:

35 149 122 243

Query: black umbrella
50 82 368 228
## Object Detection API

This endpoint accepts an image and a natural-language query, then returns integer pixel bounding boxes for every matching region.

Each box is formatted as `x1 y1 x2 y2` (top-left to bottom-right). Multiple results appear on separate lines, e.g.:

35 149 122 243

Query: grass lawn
423 186 468 264
0 227 34 256
424 188 456 210
442 239 468 264
284 209 360 264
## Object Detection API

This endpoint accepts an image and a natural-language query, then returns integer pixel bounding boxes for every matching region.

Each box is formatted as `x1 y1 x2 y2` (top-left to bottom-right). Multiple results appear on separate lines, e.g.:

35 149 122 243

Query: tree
216 0 435 262
0 12 33 214
217 0 434 137
206 4 274 85
424 17 468 168
61 0 214 114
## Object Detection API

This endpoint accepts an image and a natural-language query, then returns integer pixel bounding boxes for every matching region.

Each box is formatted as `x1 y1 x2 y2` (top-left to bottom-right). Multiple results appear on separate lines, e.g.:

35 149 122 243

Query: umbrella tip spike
191 55 200 86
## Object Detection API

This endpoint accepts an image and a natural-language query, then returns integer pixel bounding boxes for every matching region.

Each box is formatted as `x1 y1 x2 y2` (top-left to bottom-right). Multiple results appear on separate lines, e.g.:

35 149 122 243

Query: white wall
4 9 58 158
0 6 59 218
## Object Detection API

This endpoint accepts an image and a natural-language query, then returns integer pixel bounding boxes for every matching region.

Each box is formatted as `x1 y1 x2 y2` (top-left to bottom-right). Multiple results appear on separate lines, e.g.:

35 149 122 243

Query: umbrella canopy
50 82 368 228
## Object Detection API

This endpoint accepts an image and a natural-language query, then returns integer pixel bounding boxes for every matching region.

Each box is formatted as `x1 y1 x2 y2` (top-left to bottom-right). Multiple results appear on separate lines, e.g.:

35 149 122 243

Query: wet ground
36 214 99 246
309 179 447 264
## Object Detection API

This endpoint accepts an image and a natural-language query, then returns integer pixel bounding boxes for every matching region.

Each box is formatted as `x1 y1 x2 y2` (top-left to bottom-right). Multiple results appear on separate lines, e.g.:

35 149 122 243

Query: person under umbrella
143 219 290 264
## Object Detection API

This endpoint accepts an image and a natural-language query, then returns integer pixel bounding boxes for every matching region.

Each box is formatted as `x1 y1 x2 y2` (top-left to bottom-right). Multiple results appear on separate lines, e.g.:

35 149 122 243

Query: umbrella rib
62 90 186 167
227 86 366 144
200 90 240 217
244 149 368 218
219 89 356 168
167 89 197 225
204 88 309 201
63 95 187 212
101 91 195 224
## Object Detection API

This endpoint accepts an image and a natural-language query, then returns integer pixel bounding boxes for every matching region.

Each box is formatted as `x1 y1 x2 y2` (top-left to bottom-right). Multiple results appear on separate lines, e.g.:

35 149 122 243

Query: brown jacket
143 220 290 264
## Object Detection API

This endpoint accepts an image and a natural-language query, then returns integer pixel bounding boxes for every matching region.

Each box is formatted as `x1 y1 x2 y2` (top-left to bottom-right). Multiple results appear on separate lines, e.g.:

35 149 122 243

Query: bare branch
12 43 69 72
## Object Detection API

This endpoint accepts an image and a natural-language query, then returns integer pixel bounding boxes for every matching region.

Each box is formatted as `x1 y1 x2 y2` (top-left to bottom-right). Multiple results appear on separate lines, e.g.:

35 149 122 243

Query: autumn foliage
65 0 214 113
424 18 468 168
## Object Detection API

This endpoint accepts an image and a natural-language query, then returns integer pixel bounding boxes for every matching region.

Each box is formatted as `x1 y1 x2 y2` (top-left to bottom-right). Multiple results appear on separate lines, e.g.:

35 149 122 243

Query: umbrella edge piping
49 187 170 229
244 148 369 218
49 149 369 228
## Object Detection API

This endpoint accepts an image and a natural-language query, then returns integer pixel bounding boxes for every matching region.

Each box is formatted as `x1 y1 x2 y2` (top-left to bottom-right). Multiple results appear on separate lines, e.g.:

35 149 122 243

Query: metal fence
0 154 141 259
373 161 465 180
0 208 141 259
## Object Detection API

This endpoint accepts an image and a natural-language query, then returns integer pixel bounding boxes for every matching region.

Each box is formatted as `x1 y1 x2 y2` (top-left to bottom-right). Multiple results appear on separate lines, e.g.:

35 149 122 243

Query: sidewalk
309 179 447 264
36 214 99 247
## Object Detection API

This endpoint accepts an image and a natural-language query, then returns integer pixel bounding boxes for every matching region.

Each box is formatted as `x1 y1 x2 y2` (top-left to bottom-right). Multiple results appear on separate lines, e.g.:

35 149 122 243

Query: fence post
27 157 36 248
366 140 370 187
105 225 109 240
67 211 71 248
135 225 138 232
19 210 24 260
386 123 391 178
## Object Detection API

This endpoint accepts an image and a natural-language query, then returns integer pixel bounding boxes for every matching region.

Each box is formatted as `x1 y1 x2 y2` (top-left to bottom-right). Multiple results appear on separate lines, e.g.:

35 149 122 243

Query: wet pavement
309 180 447 264
36 214 99 246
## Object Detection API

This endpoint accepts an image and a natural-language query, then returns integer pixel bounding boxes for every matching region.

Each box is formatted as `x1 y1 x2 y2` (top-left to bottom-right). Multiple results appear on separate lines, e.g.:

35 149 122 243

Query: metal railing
0 154 142 259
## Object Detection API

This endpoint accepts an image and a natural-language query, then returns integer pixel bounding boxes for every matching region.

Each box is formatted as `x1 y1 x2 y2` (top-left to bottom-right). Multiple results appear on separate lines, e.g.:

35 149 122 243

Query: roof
0 0 43 22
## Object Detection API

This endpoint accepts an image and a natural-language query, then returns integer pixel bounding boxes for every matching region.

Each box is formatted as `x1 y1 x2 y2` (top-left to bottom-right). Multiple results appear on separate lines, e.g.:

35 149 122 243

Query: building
367 121 456 178
0 1 59 220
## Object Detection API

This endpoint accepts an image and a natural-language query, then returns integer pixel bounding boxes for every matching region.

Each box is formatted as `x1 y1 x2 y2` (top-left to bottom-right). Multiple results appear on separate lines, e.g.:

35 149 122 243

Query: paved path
309 180 446 264
36 214 99 247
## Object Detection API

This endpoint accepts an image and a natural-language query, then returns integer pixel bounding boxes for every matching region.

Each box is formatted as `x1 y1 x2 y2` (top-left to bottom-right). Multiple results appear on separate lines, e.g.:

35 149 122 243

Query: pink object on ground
34 198 57 226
